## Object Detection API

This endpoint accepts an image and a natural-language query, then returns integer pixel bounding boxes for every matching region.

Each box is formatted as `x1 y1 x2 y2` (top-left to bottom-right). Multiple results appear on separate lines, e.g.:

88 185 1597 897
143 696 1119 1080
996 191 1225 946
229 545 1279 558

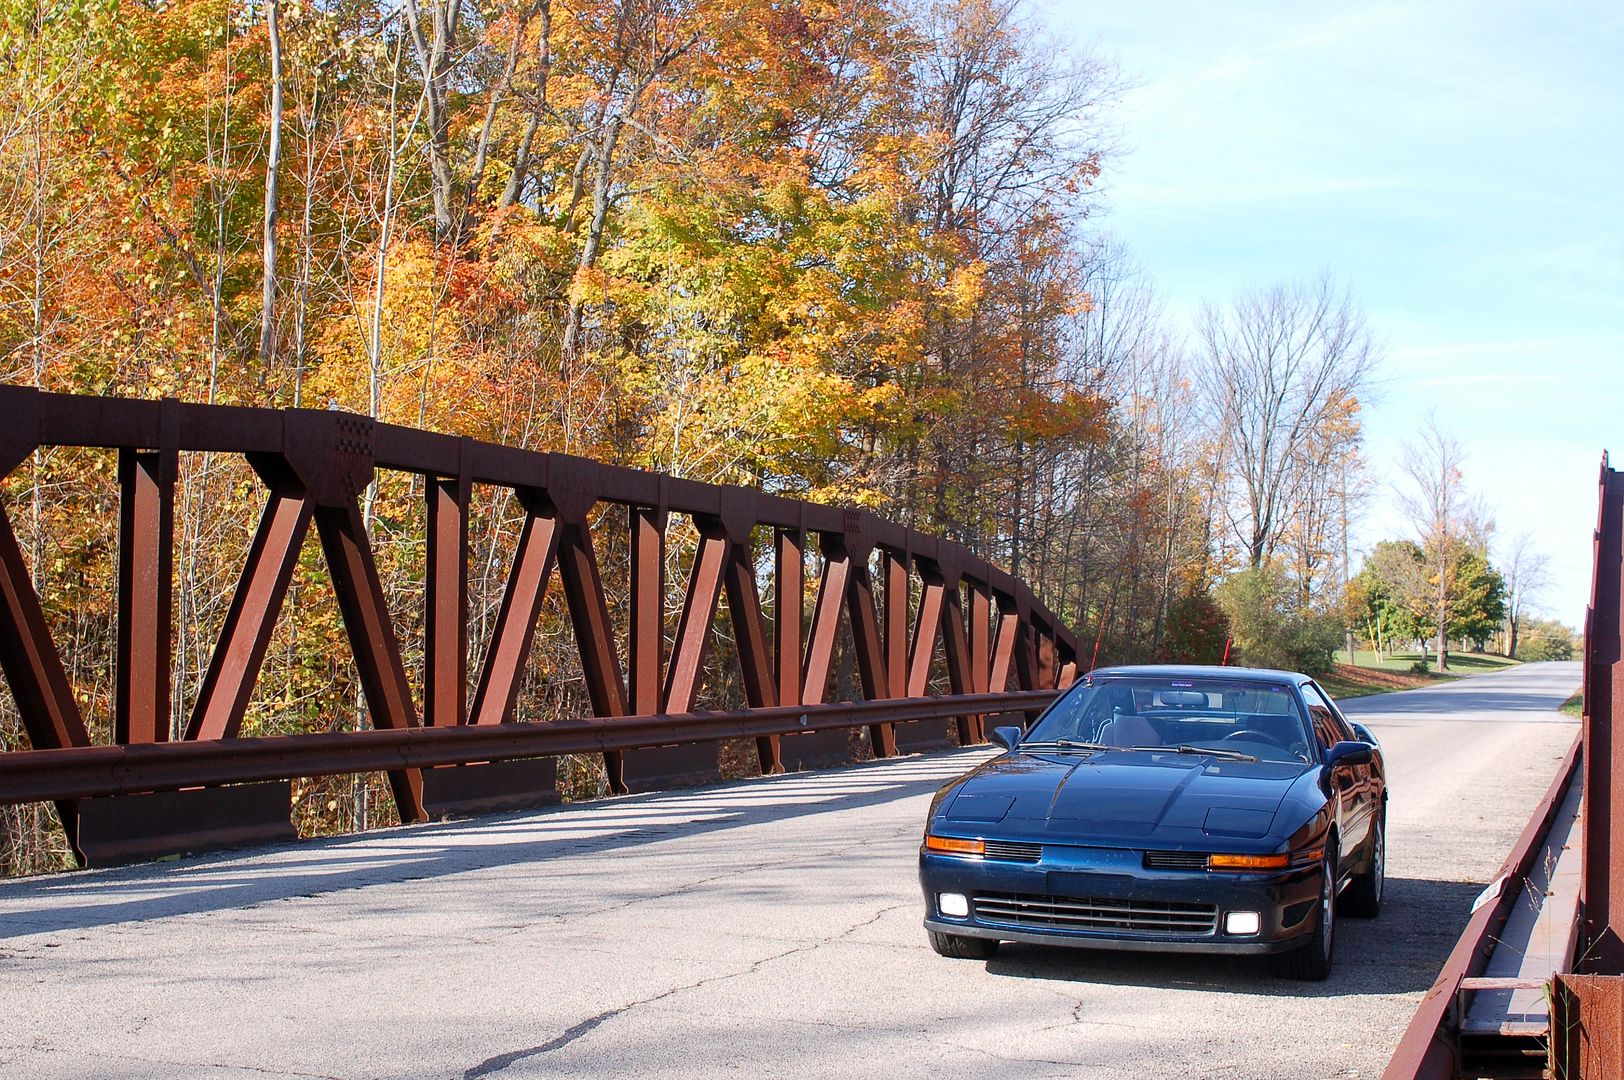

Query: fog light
939 892 969 918
1225 911 1261 935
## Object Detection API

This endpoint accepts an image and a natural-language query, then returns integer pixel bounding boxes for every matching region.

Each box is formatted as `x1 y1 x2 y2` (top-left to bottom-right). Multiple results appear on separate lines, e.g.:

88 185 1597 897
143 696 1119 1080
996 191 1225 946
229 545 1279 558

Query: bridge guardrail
1385 452 1623 1080
0 387 1079 866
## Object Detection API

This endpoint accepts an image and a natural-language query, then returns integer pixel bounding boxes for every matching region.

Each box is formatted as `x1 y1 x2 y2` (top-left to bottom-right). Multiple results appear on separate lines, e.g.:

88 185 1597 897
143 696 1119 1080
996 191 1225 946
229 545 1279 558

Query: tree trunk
258 0 284 365
1435 572 1449 671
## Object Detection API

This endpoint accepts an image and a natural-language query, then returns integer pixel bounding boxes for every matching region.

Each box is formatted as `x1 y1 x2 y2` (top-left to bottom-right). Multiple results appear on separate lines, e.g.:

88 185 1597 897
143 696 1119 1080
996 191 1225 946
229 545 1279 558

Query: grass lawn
1319 649 1519 701
1560 692 1583 718
1333 648 1519 673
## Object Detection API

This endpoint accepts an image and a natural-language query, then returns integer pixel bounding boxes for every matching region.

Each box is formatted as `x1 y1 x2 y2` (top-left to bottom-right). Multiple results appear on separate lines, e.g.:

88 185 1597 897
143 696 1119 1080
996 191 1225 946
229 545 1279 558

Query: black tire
1340 810 1385 918
1275 847 1336 981
927 930 999 959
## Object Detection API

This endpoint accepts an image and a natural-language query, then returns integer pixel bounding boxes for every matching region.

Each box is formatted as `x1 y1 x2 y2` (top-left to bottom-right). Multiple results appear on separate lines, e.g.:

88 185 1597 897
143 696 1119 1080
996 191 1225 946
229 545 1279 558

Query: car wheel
1340 810 1385 918
1275 847 1335 981
927 930 999 959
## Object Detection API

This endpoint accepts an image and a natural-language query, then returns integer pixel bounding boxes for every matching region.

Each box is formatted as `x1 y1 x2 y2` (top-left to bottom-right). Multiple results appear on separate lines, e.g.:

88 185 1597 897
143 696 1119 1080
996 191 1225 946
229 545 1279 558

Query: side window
1302 683 1354 747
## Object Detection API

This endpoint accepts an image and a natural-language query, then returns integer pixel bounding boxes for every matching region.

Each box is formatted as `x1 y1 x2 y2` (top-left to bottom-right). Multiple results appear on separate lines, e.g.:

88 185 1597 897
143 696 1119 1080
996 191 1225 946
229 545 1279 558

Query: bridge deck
1460 773 1583 1038
0 662 1582 1079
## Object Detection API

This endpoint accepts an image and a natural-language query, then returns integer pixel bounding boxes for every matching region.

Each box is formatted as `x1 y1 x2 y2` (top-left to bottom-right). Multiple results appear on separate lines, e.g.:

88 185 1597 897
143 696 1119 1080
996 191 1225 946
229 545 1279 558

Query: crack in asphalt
462 902 909 1077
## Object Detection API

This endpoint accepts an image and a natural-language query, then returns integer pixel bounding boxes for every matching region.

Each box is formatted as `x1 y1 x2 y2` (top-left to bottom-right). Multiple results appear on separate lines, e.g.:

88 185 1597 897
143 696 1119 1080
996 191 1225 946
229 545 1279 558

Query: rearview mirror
990 726 1023 751
1326 741 1373 768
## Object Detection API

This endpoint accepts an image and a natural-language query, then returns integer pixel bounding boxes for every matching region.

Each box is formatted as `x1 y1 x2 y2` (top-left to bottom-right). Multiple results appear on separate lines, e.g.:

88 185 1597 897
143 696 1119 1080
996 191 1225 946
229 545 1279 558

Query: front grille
973 891 1218 935
984 839 1042 863
1144 850 1208 871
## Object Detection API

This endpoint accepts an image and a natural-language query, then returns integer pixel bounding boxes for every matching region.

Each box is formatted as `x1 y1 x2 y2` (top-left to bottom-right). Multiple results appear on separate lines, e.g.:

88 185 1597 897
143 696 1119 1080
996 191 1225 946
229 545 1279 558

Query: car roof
1085 664 1311 686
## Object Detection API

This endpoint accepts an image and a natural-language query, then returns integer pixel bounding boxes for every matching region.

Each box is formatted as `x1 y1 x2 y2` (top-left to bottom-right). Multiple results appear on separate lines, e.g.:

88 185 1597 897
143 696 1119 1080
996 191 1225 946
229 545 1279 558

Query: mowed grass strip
1319 650 1519 700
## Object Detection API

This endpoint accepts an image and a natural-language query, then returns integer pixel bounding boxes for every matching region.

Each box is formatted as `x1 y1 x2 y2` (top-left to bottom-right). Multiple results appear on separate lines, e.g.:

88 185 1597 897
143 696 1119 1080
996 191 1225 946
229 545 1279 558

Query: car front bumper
919 848 1323 956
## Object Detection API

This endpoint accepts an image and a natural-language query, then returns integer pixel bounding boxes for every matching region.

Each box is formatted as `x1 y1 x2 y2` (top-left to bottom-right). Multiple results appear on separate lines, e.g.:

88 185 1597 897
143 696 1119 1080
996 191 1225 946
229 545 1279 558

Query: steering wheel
1221 729 1287 749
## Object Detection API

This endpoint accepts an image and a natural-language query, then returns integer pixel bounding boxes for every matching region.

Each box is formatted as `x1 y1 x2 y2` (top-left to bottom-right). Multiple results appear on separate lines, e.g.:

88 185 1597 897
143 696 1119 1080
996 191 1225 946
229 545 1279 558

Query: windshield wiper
1129 743 1259 763
1020 738 1112 755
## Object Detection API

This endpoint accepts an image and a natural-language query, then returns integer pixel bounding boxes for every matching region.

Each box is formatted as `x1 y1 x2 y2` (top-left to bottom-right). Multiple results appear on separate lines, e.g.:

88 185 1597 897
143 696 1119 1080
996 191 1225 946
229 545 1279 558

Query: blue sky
1046 0 1623 625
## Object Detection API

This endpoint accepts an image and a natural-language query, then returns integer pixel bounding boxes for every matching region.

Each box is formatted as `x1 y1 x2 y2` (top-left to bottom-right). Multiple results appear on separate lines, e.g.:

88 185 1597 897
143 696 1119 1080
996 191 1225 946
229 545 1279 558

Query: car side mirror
1326 741 1373 768
990 726 1023 751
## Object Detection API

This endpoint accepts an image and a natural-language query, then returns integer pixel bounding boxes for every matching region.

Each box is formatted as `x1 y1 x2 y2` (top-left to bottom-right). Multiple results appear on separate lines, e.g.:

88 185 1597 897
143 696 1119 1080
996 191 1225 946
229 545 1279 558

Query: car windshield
1024 675 1313 764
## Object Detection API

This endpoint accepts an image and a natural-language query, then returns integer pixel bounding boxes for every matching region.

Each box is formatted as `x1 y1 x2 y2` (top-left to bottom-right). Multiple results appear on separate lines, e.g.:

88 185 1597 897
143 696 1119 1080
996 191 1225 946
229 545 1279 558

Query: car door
1303 682 1372 858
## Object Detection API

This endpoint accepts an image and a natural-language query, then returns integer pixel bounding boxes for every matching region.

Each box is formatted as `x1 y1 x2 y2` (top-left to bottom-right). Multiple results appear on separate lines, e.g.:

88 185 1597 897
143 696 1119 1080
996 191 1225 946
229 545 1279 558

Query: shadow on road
0 754 977 939
1340 692 1575 717
977 876 1483 998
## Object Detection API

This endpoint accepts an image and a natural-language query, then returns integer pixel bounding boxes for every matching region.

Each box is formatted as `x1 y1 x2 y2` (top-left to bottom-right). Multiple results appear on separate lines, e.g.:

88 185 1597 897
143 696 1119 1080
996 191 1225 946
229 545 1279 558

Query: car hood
940 750 1310 842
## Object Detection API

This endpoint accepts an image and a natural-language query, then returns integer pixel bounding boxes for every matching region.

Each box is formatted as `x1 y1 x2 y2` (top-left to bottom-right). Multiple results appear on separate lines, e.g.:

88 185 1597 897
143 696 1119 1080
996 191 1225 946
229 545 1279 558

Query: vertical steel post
967 583 992 742
115 448 174 744
1583 455 1624 970
775 528 804 708
614 505 666 794
424 474 468 727
883 552 909 699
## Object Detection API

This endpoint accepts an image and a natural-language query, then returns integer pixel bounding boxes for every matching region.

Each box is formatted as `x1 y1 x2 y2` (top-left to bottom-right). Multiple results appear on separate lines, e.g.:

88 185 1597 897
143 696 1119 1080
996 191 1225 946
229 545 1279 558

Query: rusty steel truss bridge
0 387 1075 866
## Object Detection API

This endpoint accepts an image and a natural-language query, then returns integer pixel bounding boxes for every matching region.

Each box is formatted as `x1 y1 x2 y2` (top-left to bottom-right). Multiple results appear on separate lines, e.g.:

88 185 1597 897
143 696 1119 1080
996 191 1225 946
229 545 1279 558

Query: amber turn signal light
1208 852 1291 871
924 835 986 856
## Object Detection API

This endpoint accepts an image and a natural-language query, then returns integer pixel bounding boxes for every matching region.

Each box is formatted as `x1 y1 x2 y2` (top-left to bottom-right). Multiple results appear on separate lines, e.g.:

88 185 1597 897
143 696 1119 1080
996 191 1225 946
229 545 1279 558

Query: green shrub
1160 589 1231 664
1214 565 1342 675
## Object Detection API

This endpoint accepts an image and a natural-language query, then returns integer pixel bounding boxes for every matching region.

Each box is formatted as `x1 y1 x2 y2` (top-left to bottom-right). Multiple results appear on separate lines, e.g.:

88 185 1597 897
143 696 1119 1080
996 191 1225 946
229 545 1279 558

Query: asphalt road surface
0 661 1580 1079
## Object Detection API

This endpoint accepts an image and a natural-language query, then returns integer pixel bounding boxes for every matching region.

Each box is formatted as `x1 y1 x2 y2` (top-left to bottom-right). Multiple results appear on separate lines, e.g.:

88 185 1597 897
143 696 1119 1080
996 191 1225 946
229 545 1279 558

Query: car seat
1099 711 1160 747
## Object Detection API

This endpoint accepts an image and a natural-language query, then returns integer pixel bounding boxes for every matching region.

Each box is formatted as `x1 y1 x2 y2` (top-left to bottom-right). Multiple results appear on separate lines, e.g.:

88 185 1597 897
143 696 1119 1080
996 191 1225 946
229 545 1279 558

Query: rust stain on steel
1382 735 1584 1080
0 387 1081 860
1552 974 1624 1080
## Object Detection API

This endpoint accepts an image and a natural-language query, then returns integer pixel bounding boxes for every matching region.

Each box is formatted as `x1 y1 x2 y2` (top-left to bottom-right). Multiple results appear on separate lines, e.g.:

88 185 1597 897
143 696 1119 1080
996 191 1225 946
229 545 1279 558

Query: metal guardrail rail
1385 453 1624 1080
0 387 1079 866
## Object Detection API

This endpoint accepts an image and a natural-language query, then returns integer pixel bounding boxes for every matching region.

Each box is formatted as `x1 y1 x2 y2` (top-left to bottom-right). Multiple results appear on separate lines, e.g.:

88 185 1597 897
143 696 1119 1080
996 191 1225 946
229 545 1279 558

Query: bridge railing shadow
0 750 988 939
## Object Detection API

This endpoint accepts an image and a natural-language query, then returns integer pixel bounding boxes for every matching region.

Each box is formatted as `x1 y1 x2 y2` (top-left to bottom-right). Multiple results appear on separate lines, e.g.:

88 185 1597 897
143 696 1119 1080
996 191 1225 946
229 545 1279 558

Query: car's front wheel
1275 847 1336 981
1340 810 1385 918
927 930 999 960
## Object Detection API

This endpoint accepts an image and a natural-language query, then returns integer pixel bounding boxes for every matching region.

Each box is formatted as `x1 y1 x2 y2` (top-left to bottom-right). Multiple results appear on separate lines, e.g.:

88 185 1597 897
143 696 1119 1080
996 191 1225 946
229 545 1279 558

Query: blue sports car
919 665 1385 980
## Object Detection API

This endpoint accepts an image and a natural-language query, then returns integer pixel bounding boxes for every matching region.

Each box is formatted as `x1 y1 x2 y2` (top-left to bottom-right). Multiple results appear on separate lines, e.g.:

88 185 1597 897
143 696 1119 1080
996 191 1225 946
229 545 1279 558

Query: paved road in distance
0 661 1580 1079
